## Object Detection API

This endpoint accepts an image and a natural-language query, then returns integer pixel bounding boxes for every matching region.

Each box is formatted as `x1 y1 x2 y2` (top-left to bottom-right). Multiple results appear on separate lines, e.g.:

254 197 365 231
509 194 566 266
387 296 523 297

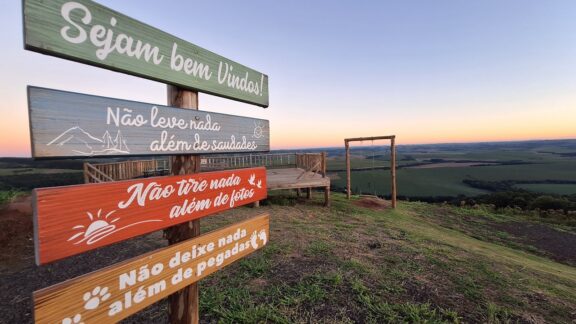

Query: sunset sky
2 0 576 156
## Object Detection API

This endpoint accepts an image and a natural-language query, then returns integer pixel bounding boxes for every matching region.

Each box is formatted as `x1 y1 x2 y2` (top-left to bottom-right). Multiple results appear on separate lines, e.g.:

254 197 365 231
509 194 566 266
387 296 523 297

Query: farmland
326 139 576 198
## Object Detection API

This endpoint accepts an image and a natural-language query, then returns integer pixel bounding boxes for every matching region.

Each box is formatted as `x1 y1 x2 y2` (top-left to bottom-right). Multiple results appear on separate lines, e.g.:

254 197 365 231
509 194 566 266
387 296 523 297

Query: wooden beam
345 141 351 199
391 137 397 209
164 85 200 324
345 135 395 142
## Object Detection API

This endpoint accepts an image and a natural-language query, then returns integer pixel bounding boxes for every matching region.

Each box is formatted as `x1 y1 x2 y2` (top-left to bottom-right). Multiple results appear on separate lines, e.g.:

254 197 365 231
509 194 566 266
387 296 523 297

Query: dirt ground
493 222 576 266
352 196 391 210
0 195 34 273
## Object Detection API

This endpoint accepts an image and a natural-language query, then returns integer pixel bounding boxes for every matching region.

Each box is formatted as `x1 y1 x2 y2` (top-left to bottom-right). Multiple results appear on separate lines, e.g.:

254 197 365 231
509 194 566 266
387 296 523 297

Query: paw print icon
83 286 111 310
62 314 83 324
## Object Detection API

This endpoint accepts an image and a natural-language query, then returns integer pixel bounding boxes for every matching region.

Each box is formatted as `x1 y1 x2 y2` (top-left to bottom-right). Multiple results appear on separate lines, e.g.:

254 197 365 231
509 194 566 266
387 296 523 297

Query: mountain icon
48 126 130 156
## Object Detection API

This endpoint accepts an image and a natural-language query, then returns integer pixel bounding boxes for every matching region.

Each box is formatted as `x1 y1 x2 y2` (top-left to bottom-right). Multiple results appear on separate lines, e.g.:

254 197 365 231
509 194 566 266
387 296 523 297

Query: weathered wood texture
200 153 324 174
23 0 269 107
201 153 297 171
164 85 200 324
28 87 269 158
33 214 270 324
344 136 396 208
33 167 267 264
266 168 330 190
345 141 351 199
84 160 169 183
391 137 397 208
344 136 396 142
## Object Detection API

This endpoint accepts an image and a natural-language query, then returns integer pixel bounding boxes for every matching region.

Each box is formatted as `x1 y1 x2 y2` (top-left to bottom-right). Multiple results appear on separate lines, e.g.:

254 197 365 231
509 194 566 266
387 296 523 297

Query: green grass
0 190 24 205
196 193 576 323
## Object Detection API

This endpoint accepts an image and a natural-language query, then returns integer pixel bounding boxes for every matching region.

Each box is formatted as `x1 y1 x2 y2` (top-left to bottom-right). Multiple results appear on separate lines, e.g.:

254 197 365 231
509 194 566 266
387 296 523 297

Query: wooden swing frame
344 135 397 208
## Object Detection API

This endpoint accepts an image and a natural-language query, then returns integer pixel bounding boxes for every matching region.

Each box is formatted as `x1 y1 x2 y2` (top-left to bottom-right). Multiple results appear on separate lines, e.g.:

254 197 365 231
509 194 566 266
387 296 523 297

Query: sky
2 0 576 156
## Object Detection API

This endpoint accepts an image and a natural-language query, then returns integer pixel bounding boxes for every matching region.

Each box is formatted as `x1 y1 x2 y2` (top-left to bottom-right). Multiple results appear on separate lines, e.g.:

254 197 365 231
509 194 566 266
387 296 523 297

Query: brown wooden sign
34 167 267 265
28 87 270 158
34 214 269 324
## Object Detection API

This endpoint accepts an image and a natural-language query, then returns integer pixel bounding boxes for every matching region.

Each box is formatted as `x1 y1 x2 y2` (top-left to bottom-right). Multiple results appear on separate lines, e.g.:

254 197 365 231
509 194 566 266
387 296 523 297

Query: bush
529 195 573 211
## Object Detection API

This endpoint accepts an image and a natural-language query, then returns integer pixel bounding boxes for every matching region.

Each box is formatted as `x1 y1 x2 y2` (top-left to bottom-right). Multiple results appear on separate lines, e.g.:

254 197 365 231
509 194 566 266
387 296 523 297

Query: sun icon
253 121 264 139
67 209 120 245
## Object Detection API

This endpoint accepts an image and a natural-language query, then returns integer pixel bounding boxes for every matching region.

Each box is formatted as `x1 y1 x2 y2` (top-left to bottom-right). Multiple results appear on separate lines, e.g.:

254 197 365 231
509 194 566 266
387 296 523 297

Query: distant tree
529 196 571 211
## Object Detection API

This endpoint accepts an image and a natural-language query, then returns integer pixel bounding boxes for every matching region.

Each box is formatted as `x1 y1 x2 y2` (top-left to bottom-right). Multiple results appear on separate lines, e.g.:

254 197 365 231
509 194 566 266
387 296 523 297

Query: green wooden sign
23 0 269 107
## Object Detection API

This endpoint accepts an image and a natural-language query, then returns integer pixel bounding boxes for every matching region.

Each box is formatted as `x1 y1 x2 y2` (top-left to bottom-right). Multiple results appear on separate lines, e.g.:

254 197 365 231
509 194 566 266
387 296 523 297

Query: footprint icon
83 286 111 310
62 314 83 324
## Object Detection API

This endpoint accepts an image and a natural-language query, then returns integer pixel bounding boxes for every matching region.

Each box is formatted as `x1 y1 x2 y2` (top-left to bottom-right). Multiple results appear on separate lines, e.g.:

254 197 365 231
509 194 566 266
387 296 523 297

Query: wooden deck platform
84 153 331 206
266 168 330 206
267 168 330 190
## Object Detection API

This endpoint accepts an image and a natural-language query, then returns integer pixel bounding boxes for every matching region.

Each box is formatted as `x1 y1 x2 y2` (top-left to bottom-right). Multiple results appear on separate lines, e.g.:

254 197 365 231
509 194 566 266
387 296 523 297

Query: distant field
515 184 576 195
327 159 388 170
0 168 81 176
331 160 576 197
332 169 488 197
1 140 575 198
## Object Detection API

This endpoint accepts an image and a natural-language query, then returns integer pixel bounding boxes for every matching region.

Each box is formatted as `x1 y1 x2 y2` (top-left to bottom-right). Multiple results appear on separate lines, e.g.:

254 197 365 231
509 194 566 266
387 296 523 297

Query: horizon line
1 137 575 158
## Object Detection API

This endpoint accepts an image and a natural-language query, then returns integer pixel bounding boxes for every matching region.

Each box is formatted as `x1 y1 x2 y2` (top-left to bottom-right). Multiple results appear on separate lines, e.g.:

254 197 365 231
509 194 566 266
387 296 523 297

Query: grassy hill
1 193 575 323
192 193 576 323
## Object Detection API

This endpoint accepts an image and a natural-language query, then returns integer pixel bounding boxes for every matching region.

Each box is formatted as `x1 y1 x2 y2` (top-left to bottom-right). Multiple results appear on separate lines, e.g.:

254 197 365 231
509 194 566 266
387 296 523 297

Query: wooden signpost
34 214 270 324
23 0 269 107
28 87 270 158
33 167 267 265
24 0 272 322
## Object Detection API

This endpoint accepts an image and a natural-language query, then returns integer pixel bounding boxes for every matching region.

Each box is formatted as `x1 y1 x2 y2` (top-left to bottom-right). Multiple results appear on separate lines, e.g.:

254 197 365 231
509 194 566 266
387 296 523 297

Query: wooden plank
33 167 267 265
266 168 330 190
23 0 269 107
34 214 269 324
28 87 270 158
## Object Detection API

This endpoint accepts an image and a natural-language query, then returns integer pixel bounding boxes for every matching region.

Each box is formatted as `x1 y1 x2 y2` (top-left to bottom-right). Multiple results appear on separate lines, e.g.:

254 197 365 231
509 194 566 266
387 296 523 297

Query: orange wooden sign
34 214 269 324
33 167 266 265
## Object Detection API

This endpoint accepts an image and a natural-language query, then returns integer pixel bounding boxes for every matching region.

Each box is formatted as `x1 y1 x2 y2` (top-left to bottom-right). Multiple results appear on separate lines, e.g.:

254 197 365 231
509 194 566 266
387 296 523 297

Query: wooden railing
83 153 327 183
295 153 326 177
200 153 297 171
200 153 327 177
84 159 169 183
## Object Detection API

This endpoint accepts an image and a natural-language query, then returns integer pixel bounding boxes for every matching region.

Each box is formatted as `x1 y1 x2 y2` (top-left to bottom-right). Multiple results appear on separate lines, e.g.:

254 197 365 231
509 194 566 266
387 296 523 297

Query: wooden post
391 136 397 208
163 85 200 324
345 140 351 199
306 188 312 199
83 162 89 184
